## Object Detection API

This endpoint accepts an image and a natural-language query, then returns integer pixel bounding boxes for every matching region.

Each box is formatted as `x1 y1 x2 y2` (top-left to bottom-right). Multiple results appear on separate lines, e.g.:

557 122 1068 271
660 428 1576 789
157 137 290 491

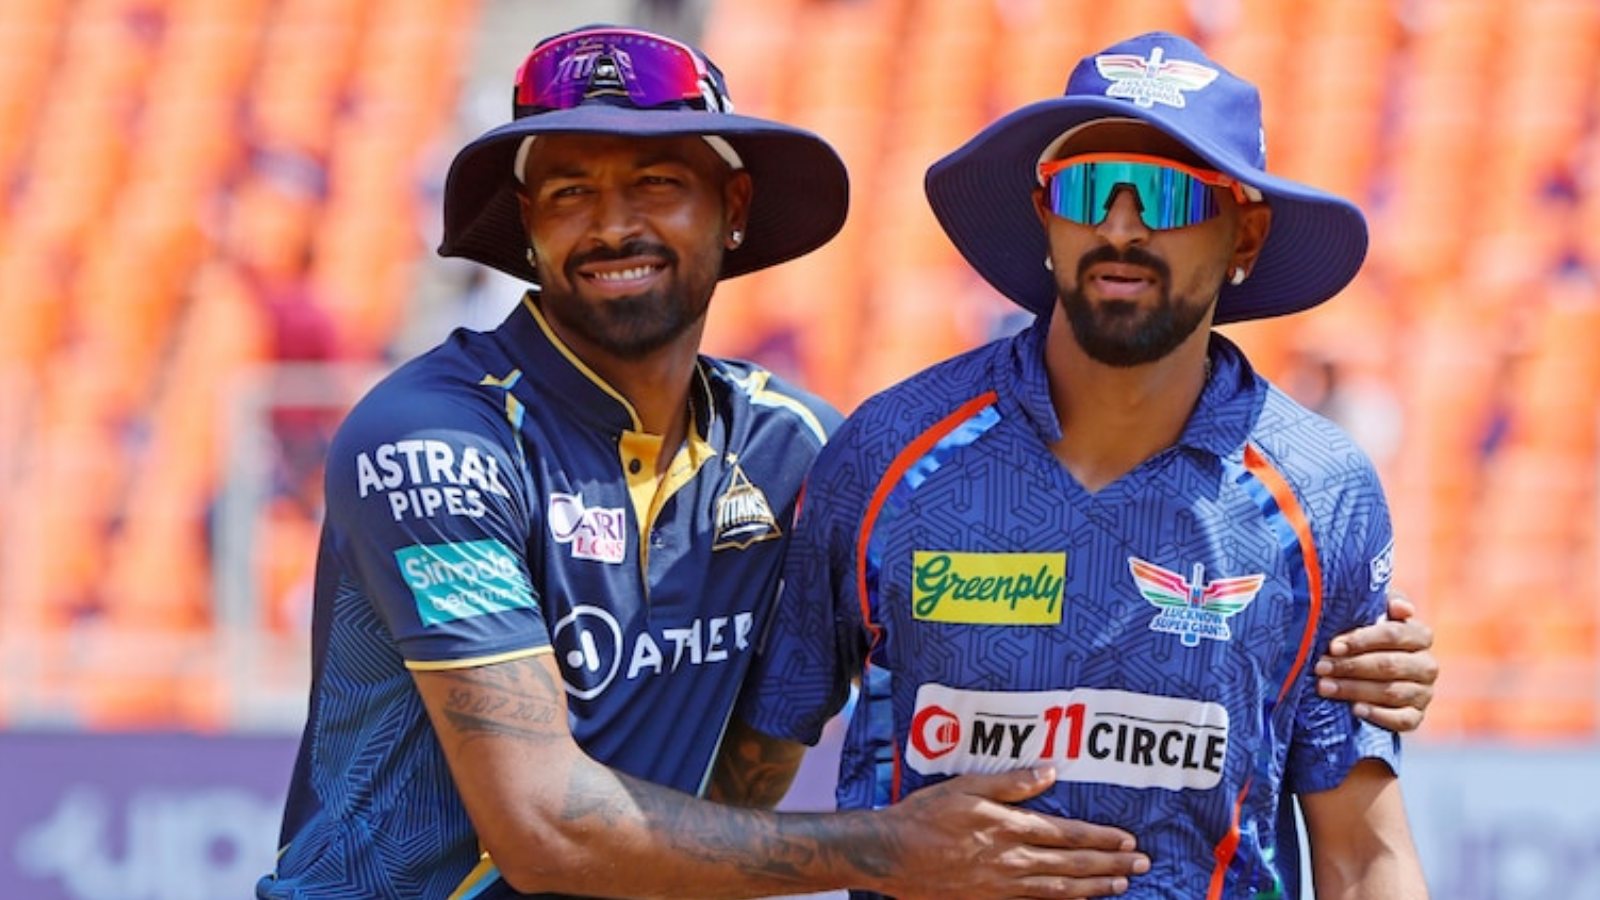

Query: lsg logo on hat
1095 48 1218 109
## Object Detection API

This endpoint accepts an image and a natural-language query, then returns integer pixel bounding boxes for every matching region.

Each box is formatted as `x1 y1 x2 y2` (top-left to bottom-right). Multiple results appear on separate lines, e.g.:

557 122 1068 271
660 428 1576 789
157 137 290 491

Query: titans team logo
1129 557 1264 647
712 464 781 551
1095 47 1218 108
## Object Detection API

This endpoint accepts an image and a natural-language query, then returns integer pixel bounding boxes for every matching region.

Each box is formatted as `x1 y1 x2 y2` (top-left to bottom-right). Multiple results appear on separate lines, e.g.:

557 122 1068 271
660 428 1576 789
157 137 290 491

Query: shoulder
1242 381 1391 566
1250 382 1380 488
325 343 527 511
816 341 1009 482
333 341 517 452
852 341 1004 432
703 357 844 447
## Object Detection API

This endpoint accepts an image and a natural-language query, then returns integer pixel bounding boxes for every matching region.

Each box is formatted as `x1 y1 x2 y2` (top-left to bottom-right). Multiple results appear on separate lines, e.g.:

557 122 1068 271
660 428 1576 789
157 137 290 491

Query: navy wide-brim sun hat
925 31 1369 325
439 29 849 284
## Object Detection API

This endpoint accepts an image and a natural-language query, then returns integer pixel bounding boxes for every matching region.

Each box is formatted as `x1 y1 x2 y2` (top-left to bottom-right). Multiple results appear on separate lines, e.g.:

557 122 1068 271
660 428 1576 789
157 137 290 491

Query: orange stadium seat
1091 0 1193 47
697 0 804 116
0 0 482 731
989 2 1102 114
2 0 1594 738
1487 658 1600 743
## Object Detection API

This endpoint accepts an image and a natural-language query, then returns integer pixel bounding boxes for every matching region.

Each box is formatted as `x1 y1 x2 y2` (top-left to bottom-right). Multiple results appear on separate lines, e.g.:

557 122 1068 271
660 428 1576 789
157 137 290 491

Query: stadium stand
0 0 1595 742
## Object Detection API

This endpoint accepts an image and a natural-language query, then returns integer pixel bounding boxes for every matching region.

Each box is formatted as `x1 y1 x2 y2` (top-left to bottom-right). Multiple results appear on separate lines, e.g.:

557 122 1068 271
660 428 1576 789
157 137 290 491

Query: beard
1059 244 1214 367
539 240 715 359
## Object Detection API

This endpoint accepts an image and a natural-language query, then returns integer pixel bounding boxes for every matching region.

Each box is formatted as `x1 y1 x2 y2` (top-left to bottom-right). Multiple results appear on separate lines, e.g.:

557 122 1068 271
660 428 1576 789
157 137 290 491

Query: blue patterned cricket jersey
739 317 1399 900
258 294 840 900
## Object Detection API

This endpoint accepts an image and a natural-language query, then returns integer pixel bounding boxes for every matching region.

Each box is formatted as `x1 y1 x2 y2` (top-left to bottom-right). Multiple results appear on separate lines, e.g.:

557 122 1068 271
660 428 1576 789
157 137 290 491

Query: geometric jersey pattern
740 317 1399 900
261 295 841 900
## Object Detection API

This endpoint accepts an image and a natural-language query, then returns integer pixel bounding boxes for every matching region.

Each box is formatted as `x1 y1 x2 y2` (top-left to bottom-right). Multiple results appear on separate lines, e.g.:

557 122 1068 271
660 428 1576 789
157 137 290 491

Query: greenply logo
396 539 532 626
911 552 1065 624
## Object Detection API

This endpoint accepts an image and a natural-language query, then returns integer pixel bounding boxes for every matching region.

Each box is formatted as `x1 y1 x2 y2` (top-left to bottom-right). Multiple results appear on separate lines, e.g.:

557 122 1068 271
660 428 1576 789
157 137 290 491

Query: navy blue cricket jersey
739 317 1399 899
259 295 840 900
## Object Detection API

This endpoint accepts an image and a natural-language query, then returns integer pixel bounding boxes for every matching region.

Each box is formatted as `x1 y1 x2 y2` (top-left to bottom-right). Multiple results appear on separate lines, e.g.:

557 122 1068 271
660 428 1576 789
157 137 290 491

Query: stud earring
729 229 744 248
1230 267 1246 286
1044 255 1054 272
526 248 537 267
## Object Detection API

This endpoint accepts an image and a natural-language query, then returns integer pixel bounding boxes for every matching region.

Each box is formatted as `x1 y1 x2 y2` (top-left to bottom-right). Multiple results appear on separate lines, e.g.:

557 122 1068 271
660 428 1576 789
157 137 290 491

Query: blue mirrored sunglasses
1038 153 1251 230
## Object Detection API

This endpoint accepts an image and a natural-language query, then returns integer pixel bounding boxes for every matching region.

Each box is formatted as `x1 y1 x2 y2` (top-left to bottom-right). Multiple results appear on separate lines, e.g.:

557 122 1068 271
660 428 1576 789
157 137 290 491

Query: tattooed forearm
417 656 910 899
642 789 898 891
434 661 565 743
560 757 641 826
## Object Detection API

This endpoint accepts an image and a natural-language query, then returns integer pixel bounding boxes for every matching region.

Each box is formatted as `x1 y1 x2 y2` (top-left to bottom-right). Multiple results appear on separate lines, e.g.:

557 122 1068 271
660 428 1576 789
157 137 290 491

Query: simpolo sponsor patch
396 539 532 626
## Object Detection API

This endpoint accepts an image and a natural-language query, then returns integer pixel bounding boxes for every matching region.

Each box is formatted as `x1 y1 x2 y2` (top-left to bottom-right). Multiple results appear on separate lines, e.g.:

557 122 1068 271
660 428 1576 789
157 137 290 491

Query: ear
516 188 535 235
1230 202 1272 278
723 169 753 243
1031 185 1053 227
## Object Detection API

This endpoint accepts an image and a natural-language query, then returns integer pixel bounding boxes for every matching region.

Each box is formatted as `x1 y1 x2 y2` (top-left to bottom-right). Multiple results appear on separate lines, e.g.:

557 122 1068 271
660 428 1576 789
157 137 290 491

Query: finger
1039 817 1143 852
1317 669 1432 706
1322 618 1435 657
1010 872 1137 899
949 765 1060 805
1348 703 1424 733
1317 671 1434 737
967 801 1140 853
1384 592 1417 622
1002 848 1150 897
1316 648 1439 685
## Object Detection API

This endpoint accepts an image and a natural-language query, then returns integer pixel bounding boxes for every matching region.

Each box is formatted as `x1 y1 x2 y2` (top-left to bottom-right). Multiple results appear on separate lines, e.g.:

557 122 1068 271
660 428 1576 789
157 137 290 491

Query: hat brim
924 96 1368 325
440 104 849 283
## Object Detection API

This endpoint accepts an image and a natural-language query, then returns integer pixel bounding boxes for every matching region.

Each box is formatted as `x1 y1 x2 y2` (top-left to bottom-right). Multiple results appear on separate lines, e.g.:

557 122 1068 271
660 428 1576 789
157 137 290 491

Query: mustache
567 240 678 273
1074 244 1170 281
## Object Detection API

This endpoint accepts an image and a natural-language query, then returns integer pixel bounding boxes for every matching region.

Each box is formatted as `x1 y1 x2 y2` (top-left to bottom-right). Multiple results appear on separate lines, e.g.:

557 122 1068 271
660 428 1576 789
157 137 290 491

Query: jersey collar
1003 316 1260 460
493 292 712 442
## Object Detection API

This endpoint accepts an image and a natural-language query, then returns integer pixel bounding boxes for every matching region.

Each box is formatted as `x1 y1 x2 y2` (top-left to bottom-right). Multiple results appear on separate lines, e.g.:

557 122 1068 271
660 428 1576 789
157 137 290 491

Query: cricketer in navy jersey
738 319 1399 899
262 294 840 900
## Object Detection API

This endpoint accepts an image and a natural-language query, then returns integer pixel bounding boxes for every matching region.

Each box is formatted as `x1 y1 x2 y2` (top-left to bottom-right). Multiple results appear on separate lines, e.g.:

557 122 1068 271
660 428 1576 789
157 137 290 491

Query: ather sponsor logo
552 605 756 700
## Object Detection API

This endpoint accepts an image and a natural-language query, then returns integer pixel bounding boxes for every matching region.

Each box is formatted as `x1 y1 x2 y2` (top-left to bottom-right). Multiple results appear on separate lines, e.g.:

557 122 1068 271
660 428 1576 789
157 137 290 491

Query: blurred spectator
1282 349 1404 467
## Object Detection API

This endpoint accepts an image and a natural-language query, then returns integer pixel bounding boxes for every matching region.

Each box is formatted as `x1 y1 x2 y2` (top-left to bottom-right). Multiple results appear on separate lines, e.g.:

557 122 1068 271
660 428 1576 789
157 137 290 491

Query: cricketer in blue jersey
259 24 1161 900
736 32 1430 900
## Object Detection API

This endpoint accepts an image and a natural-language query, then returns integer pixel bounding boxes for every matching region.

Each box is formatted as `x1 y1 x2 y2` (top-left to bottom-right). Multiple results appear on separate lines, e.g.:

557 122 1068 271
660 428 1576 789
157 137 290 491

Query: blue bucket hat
439 25 849 283
924 31 1368 324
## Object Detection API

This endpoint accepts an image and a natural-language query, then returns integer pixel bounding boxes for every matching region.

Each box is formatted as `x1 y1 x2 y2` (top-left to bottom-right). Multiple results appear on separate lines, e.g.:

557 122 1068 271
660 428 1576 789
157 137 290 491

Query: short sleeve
738 448 866 745
1285 477 1400 793
323 377 549 668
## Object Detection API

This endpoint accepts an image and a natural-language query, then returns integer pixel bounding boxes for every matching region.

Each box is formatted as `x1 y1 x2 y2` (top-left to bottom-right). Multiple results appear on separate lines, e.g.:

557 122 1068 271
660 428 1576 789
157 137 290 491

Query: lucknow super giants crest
1129 557 1265 647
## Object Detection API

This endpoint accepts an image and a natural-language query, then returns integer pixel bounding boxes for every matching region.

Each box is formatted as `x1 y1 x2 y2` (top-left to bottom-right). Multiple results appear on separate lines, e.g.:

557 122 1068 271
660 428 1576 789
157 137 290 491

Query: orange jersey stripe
852 392 999 802
1206 443 1325 899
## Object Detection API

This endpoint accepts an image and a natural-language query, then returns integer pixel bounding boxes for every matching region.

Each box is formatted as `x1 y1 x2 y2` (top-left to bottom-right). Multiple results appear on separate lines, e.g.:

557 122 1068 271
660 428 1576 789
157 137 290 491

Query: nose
1095 186 1151 248
590 184 644 245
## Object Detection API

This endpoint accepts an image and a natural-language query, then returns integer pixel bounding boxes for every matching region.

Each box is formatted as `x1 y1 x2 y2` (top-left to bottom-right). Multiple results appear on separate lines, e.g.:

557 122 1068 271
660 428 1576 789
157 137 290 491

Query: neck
540 309 706 442
596 354 700 479
1043 308 1212 493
